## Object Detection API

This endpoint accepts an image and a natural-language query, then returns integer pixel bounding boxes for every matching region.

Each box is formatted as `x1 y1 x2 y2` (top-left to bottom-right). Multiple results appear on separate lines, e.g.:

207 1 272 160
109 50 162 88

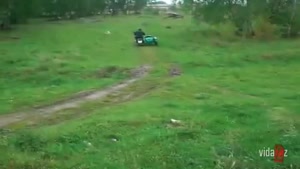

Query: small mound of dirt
141 22 149 27
96 65 151 79
130 65 152 78
169 64 182 76
261 54 273 60
211 39 228 47
96 66 131 78
0 36 20 41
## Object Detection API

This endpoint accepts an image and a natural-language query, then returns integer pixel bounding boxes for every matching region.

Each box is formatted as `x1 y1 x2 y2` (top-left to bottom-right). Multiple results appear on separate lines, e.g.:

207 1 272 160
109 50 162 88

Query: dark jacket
134 30 145 38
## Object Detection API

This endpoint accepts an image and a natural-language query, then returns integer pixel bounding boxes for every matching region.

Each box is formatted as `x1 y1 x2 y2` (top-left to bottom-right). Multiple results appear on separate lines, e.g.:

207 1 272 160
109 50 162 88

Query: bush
252 16 280 40
281 13 300 38
215 22 237 41
184 22 237 42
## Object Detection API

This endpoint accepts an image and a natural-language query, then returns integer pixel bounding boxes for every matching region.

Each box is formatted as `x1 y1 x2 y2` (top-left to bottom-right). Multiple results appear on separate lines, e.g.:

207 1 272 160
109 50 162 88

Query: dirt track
0 65 152 128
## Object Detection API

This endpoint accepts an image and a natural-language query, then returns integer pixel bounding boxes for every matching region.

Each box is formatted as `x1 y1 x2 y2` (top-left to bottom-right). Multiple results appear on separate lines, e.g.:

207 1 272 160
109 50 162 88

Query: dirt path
0 65 152 128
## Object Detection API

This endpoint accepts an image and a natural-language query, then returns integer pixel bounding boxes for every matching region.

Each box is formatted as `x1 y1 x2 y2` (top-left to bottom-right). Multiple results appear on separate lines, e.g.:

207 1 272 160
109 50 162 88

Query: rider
134 28 145 42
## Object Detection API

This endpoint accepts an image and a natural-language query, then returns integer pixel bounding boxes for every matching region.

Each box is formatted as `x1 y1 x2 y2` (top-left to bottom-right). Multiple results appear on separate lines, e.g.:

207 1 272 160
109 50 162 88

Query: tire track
0 65 152 128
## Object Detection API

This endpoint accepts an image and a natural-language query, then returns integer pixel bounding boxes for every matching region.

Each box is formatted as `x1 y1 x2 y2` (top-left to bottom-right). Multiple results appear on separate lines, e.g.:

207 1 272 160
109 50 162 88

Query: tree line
1 0 299 38
183 0 300 38
0 0 148 29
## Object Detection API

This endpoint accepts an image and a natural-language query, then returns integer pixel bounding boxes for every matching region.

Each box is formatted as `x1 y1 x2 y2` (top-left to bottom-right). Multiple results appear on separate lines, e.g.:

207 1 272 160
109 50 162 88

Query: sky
161 0 172 4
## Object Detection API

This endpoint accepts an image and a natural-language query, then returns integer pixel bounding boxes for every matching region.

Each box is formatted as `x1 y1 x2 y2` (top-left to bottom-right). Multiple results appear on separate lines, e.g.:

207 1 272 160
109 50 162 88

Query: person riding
134 28 145 41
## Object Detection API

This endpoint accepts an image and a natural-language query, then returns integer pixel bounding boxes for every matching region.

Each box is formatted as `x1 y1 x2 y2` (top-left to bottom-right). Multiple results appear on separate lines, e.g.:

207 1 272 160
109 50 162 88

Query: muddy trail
0 65 152 128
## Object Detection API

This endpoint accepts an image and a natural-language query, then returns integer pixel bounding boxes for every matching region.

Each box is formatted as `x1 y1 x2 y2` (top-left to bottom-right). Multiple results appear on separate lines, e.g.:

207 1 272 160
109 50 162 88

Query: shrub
215 22 237 41
252 16 280 40
184 21 238 42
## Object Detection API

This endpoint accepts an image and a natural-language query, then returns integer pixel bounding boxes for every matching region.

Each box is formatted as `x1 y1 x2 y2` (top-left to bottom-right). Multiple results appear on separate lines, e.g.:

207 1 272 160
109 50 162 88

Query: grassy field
0 15 299 169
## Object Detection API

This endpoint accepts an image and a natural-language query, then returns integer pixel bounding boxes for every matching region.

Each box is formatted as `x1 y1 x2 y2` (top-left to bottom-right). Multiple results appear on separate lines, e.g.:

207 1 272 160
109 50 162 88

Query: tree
185 0 300 38
133 0 148 12
0 0 149 30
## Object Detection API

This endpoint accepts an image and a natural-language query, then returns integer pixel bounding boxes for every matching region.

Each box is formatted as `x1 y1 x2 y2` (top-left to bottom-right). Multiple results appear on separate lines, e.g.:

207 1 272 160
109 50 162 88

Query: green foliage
186 0 300 38
0 0 150 26
215 22 237 40
252 16 280 40
133 0 148 12
184 21 237 42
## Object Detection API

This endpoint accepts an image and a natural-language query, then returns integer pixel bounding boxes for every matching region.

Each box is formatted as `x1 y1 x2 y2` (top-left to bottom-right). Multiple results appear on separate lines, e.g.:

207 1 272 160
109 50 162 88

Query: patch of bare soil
95 66 131 78
0 65 152 128
0 36 20 41
169 64 182 77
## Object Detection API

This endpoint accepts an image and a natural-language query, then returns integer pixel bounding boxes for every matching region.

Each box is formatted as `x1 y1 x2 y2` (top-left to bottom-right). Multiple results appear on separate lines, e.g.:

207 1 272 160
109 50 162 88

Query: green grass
0 16 144 114
0 15 299 169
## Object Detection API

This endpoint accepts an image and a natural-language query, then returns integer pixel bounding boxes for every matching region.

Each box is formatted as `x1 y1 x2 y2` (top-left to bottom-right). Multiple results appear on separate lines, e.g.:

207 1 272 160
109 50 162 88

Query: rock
83 140 92 146
170 118 181 124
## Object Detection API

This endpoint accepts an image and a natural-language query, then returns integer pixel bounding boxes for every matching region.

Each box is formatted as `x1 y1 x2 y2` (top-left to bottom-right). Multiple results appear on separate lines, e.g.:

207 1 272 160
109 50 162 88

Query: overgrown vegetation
187 0 300 38
0 0 148 29
1 0 299 39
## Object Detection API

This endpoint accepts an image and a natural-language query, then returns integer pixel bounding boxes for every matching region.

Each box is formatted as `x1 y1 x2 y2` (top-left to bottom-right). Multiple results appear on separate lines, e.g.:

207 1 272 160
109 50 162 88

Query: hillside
0 15 299 169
